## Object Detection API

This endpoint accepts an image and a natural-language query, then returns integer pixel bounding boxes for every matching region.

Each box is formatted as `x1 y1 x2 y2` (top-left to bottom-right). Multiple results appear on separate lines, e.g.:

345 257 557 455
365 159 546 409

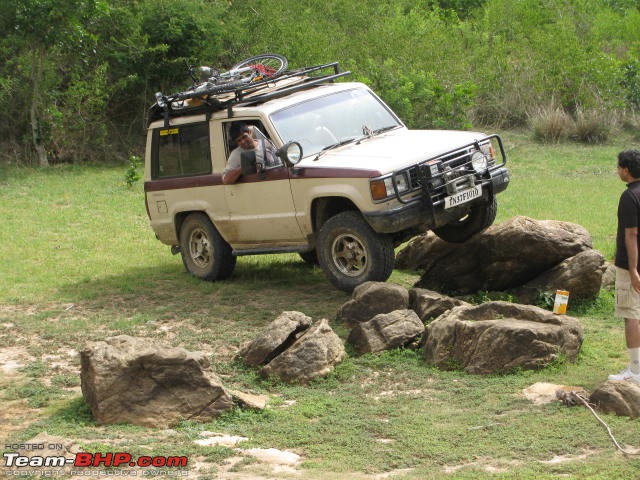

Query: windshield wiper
373 125 399 135
314 138 358 160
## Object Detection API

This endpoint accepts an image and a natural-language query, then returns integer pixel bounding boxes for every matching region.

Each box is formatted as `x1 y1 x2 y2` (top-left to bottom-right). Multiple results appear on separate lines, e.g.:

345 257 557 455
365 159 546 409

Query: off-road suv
144 60 510 292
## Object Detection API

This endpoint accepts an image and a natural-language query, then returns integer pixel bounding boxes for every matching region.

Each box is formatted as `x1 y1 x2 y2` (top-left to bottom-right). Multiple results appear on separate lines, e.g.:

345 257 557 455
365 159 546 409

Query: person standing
610 149 640 384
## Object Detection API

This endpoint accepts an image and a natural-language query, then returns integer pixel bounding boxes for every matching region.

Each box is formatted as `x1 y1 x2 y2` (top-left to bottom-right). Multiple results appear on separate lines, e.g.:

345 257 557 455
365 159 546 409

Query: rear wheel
433 196 497 243
179 213 236 280
316 211 395 292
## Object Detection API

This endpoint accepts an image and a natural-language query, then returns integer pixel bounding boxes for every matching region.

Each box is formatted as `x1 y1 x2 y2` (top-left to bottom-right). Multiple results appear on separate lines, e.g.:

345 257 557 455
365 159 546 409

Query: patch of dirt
538 449 600 464
522 382 588 405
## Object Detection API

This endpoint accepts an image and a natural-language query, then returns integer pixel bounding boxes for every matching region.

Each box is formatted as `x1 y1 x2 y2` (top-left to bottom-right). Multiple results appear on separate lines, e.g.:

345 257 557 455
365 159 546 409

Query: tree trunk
30 47 49 167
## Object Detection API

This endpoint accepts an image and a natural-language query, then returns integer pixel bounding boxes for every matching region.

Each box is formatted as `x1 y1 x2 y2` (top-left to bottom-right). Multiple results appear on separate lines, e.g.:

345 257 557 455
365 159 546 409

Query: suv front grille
388 135 507 206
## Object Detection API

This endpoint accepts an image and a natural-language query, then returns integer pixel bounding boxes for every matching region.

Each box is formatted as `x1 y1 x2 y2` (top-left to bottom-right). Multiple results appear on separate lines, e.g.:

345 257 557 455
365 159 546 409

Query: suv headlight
370 173 410 200
471 151 488 174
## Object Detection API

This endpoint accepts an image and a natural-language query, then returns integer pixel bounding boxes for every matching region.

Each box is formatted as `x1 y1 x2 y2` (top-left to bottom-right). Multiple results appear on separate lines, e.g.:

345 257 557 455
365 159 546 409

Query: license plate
444 185 482 209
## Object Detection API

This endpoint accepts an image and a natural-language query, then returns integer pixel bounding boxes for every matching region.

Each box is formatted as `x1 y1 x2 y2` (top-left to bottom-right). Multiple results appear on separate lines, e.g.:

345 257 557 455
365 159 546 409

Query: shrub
572 108 614 144
528 105 575 143
622 111 640 140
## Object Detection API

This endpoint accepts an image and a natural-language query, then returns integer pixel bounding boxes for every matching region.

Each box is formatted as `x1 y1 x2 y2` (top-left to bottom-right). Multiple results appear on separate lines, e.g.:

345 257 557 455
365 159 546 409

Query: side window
223 120 283 169
151 123 211 179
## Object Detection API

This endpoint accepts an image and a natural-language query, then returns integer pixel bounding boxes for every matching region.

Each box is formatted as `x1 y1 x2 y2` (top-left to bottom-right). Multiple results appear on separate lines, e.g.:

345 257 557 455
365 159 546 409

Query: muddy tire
433 196 497 243
316 211 395 292
179 213 236 280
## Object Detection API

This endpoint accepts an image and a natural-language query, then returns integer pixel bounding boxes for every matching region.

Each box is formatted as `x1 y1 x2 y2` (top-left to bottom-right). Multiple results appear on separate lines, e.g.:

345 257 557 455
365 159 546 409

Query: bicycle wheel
231 53 288 79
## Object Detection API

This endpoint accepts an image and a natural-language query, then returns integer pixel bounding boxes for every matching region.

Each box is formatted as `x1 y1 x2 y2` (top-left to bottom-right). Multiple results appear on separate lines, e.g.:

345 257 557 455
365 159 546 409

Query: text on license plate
444 185 482 209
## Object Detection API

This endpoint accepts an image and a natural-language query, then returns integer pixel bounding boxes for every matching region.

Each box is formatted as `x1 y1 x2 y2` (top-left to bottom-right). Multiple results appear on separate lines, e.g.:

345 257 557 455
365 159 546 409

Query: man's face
235 130 256 150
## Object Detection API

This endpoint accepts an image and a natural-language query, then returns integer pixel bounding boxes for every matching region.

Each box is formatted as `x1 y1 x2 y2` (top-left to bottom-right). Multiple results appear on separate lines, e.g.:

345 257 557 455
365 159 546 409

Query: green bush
572 109 614 144
528 105 575 144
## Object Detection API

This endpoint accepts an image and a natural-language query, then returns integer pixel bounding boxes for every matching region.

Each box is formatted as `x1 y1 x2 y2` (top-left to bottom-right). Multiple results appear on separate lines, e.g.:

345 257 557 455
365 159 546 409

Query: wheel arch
310 196 359 234
173 209 224 245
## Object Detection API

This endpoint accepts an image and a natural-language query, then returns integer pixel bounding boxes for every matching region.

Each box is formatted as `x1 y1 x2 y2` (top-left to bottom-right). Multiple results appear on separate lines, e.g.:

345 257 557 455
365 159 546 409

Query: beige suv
144 70 510 292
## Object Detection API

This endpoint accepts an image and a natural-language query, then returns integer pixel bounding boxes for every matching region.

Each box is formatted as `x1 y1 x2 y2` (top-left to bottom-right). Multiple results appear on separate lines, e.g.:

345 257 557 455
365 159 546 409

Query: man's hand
631 269 640 293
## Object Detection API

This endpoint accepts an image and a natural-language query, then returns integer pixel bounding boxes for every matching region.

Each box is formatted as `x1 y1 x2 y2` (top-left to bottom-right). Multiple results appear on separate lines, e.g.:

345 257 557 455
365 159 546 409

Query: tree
10 0 107 166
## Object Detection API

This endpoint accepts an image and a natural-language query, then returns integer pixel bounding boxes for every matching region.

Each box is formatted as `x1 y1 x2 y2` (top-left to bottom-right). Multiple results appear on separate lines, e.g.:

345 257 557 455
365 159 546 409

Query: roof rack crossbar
236 71 352 106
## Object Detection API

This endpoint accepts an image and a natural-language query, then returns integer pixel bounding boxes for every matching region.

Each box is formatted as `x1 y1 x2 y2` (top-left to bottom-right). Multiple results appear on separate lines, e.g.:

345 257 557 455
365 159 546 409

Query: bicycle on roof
155 53 288 109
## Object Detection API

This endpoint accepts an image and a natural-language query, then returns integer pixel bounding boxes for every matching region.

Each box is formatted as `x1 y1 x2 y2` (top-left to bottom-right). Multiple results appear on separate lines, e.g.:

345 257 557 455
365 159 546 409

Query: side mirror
240 150 257 175
277 142 303 167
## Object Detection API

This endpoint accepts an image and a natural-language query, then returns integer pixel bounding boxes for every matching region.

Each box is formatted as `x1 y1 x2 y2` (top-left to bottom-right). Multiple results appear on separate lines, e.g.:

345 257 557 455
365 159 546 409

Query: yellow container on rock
553 290 570 314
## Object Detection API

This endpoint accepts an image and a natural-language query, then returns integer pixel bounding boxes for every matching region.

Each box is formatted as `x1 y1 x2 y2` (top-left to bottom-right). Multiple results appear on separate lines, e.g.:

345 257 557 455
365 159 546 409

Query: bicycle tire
196 54 288 96
231 53 288 78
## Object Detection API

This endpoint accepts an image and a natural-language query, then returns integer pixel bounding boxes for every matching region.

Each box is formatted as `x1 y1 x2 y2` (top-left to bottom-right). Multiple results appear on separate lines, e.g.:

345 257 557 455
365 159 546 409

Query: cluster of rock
237 312 345 384
339 281 583 374
396 216 612 303
80 216 640 425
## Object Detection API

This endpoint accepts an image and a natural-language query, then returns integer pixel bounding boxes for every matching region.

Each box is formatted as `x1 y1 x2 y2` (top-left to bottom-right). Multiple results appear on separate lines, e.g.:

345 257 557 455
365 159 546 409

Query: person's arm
222 148 242 184
625 226 640 292
222 166 242 184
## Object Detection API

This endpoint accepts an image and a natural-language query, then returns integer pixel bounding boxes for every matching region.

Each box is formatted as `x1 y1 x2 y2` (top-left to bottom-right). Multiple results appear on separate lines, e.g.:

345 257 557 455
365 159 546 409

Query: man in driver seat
222 122 278 184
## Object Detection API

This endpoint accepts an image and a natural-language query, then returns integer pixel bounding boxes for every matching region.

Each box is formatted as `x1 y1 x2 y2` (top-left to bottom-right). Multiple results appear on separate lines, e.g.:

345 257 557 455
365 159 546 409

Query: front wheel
179 213 236 281
316 211 395 292
433 196 497 243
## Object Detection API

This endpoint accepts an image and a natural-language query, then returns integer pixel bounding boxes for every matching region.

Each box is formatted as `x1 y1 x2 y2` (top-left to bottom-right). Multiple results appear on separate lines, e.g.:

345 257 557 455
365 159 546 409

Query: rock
336 282 409 324
401 216 593 295
228 389 269 410
422 301 583 374
409 288 470 323
238 311 313 366
512 250 605 303
590 380 640 418
347 309 424 355
600 262 616 290
80 335 233 427
261 319 345 384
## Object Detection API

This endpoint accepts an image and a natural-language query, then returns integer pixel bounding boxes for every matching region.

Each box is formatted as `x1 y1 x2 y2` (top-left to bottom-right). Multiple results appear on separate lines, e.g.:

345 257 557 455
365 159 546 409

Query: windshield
270 87 402 158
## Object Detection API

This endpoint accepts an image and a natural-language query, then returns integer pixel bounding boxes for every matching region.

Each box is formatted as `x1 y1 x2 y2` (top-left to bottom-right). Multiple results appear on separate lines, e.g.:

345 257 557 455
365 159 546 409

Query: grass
1 132 640 479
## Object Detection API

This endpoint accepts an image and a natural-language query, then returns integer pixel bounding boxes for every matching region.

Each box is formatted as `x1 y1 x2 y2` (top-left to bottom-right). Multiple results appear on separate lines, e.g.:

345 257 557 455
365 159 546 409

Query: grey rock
422 301 583 374
238 311 313 367
409 288 470 323
347 309 424 355
261 319 345 384
400 216 593 295
512 250 605 303
590 380 640 418
337 282 409 324
81 335 233 427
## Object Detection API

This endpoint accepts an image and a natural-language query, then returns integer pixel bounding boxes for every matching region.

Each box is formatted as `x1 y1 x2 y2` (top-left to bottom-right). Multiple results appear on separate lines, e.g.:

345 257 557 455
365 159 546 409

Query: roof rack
147 62 351 126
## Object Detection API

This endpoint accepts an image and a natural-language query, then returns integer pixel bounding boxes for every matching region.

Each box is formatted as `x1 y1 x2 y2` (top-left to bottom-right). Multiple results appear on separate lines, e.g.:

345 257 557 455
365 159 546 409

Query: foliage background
1 0 640 165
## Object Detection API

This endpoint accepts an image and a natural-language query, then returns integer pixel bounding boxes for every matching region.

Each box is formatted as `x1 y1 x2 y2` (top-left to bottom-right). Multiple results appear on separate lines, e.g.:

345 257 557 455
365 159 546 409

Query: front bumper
364 165 510 234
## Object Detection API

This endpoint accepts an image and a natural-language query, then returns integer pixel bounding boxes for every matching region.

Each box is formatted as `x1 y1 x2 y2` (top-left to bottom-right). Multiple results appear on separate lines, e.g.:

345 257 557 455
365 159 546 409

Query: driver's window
224 120 283 169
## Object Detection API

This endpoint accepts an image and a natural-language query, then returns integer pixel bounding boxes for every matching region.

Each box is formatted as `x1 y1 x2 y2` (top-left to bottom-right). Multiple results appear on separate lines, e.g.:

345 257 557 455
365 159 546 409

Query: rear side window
152 123 211 179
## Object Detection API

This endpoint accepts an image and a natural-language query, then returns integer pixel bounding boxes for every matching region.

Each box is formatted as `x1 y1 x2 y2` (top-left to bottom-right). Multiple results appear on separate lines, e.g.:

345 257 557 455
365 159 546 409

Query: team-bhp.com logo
3 449 189 476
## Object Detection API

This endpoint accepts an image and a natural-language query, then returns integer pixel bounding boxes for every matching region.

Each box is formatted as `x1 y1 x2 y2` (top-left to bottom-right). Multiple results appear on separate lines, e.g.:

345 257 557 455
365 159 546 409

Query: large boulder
336 282 410 324
589 380 640 418
80 335 233 427
422 301 583 374
511 250 605 303
260 319 346 384
347 309 424 355
238 311 313 367
398 216 594 295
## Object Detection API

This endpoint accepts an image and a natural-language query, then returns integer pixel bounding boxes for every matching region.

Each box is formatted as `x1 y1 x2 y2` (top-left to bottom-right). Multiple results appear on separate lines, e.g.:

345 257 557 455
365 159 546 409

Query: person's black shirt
615 180 640 270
